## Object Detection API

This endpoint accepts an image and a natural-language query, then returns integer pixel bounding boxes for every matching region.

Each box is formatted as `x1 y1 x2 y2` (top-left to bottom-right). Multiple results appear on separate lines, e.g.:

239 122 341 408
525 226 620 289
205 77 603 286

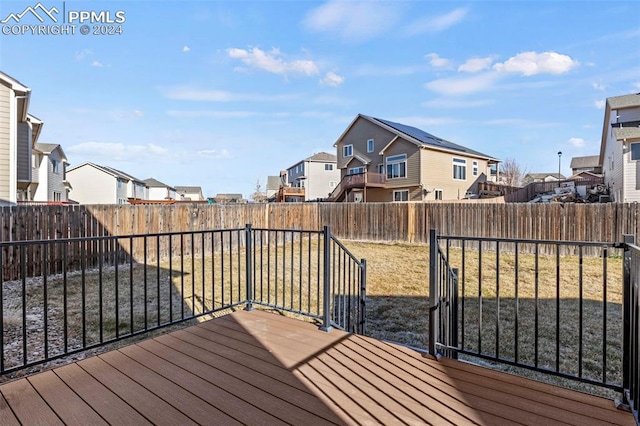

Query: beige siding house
283 152 340 201
599 93 640 202
67 163 147 204
0 72 43 205
32 143 71 202
175 186 204 201
143 178 177 200
330 114 500 202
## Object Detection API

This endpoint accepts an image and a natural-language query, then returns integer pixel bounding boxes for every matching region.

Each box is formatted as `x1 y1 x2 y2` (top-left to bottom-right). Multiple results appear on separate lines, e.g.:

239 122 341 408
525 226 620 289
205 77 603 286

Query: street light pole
557 151 562 187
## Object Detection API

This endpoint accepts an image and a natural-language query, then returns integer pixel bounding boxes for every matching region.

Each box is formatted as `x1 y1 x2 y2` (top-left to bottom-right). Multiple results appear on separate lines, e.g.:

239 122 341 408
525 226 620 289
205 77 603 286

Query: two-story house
570 155 601 176
31 143 71 202
175 186 204 201
330 114 500 202
0 72 44 205
280 152 340 201
599 93 640 202
67 162 148 204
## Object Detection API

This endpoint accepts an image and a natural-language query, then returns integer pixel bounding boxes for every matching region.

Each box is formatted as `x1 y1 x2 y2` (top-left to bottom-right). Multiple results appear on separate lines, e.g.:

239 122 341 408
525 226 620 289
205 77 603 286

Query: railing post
320 225 333 332
622 234 635 404
244 223 254 311
451 267 459 360
429 228 439 357
359 258 367 335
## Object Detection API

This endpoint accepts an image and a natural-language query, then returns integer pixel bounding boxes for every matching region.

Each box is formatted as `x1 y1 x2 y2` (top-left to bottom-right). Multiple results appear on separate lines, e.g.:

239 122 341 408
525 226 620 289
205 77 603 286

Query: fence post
451 267 459 360
244 223 253 311
320 225 333 332
429 228 439 357
622 234 635 404
359 258 367 335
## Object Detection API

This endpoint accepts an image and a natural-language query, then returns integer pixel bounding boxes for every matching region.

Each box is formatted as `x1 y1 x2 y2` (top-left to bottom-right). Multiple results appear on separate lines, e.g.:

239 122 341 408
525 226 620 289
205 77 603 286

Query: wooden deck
0 310 634 425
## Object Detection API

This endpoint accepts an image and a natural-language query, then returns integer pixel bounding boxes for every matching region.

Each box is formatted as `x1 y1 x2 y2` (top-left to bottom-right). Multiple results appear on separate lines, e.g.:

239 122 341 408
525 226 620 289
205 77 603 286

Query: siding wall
618 107 640 123
16 122 30 183
67 166 118 204
383 138 420 188
605 109 628 201
0 84 11 204
420 149 489 200
306 161 340 200
336 117 392 173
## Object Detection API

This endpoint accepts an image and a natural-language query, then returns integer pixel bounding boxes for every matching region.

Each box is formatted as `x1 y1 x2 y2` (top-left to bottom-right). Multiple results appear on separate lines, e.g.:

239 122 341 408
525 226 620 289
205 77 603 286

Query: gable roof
34 143 68 162
305 152 337 162
524 172 566 180
68 162 146 184
608 93 640 110
334 114 499 161
569 155 600 169
599 93 640 163
143 177 175 190
175 186 203 193
0 71 31 121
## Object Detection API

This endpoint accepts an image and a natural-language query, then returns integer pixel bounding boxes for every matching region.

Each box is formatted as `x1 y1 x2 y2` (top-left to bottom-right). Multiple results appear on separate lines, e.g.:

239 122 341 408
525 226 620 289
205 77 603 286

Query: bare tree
251 179 267 203
500 158 527 187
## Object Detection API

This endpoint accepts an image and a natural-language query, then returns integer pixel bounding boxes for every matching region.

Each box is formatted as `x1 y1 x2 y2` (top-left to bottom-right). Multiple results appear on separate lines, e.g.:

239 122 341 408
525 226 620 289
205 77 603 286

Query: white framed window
393 190 409 202
473 161 478 176
325 163 334 171
453 158 467 180
632 143 640 161
386 154 407 179
51 159 60 174
343 144 353 157
53 191 61 201
349 166 365 175
435 190 443 200
367 139 374 153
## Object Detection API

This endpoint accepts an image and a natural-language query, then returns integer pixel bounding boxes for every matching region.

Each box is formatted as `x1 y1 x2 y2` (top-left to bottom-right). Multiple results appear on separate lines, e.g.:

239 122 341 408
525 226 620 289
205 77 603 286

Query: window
53 191 61 201
343 144 353 157
117 180 124 188
473 161 478 176
349 167 365 175
386 154 407 179
393 190 409 202
632 143 640 161
435 190 443 200
453 158 466 180
367 139 374 153
51 160 60 174
329 181 337 189
325 163 334 171
377 164 384 174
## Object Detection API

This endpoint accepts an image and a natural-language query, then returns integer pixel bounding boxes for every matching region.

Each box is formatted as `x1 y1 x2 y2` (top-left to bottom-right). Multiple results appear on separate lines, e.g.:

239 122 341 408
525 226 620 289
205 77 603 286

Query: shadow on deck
0 310 634 425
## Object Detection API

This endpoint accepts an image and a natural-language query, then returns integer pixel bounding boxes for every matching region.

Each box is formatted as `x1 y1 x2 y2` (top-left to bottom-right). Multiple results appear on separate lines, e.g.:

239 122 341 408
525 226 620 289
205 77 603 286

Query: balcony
276 186 305 202
327 172 386 202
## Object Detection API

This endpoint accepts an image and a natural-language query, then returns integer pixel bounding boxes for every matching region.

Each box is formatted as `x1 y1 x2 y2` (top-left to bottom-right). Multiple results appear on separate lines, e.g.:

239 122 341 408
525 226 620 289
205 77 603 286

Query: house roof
524 173 566 180
613 126 640 141
0 71 29 93
68 162 146 184
607 93 640 110
143 178 175 190
0 71 31 121
569 155 600 169
215 193 243 199
175 186 203 193
266 176 281 190
334 114 499 162
34 143 68 162
304 152 337 162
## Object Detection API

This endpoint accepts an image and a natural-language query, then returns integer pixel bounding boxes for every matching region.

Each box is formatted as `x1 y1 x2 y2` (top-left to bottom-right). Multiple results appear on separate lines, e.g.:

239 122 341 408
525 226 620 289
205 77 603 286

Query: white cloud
568 137 586 147
67 142 169 161
161 86 298 102
404 7 469 35
183 45 190 53
458 56 494 73
198 149 231 159
594 100 606 109
227 47 319 76
303 0 401 42
320 72 345 87
425 53 452 69
493 51 578 76
425 73 499 96
91 61 103 67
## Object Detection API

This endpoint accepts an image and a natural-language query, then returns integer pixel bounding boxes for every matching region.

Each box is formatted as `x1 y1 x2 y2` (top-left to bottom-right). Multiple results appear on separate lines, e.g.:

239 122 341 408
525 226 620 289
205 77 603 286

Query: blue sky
1 1 639 199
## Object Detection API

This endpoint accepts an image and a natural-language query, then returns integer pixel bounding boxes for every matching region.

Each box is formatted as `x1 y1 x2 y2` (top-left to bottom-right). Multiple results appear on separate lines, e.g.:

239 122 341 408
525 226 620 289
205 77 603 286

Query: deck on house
0 309 634 425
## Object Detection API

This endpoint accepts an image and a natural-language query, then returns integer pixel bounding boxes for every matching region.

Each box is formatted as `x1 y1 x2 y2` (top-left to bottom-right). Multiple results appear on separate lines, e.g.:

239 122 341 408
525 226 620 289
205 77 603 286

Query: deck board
0 309 635 425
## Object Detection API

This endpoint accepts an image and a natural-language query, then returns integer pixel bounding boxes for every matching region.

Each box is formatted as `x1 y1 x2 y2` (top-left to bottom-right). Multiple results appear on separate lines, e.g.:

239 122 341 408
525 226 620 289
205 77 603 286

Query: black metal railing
429 228 625 395
0 225 365 375
623 236 640 422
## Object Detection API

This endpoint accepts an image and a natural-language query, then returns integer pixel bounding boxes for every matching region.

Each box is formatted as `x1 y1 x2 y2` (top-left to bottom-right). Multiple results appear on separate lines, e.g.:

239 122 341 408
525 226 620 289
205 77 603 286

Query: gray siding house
283 152 340 201
599 93 640 202
32 143 71 202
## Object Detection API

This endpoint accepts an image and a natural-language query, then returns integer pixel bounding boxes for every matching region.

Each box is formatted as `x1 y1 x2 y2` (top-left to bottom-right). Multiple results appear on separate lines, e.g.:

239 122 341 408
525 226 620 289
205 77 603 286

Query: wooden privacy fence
1 202 638 244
